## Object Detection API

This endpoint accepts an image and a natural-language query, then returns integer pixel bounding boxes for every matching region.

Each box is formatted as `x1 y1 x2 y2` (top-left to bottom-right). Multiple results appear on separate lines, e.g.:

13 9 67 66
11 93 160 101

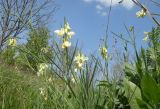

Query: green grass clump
0 64 42 109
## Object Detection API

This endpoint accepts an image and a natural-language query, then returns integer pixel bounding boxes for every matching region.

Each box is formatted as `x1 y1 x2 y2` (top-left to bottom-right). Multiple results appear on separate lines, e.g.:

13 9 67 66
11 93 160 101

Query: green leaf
141 73 160 105
123 78 142 109
136 98 153 109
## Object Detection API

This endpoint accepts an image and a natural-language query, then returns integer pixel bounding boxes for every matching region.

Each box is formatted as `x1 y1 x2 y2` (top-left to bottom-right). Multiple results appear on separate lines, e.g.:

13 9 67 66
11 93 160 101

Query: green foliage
140 74 160 108
123 78 141 109
16 27 53 72
0 64 40 109
122 26 160 109
0 47 16 65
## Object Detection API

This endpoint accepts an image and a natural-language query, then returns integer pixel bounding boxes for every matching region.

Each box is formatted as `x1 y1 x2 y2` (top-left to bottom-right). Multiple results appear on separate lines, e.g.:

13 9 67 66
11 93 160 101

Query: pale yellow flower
54 30 60 35
143 32 149 41
136 9 146 18
44 96 48 101
54 28 65 37
99 47 107 60
129 26 134 32
48 77 52 83
74 53 88 70
144 32 149 36
55 21 75 50
61 41 71 49
8 38 16 46
71 76 75 83
76 62 83 69
39 88 45 96
63 28 68 33
37 63 49 76
41 47 48 53
64 22 71 31
54 21 75 45
39 63 49 70
143 36 148 41
39 88 47 100
37 71 41 77
74 68 78 72
61 22 71 34
67 31 75 38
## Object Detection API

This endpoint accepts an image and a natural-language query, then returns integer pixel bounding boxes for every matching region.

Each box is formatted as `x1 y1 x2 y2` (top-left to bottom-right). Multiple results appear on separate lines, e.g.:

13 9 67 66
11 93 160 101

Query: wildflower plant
136 9 146 18
54 18 75 49
41 47 49 53
143 32 149 41
49 19 105 108
37 63 49 76
74 52 88 72
8 38 17 46
0 38 17 65
98 38 109 80
99 46 108 60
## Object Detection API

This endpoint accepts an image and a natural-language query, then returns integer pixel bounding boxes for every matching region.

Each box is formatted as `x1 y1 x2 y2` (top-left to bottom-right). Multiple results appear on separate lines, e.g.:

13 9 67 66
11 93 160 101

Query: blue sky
49 0 156 55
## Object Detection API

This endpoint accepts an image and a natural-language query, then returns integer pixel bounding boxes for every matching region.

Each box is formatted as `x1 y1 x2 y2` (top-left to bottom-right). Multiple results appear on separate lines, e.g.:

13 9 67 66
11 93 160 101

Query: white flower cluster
39 87 48 100
74 52 88 72
37 63 49 76
54 20 75 49
136 9 146 18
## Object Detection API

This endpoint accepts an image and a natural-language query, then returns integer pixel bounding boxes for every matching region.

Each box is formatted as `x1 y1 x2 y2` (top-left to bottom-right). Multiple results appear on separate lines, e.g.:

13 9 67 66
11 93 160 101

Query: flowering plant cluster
136 9 146 18
8 38 16 46
37 63 49 76
39 87 48 100
41 47 49 53
99 46 108 60
54 20 75 49
74 52 88 72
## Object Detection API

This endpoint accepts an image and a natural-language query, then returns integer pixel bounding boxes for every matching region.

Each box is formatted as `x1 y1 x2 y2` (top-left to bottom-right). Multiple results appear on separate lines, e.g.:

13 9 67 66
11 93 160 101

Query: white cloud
83 0 93 3
84 0 134 9
97 10 107 16
83 0 134 17
101 12 107 16
96 4 103 10
97 0 119 7
121 0 135 9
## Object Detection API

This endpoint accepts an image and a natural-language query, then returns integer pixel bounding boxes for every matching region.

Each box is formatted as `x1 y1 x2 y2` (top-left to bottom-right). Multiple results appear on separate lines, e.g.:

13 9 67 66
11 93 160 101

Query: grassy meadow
0 0 160 109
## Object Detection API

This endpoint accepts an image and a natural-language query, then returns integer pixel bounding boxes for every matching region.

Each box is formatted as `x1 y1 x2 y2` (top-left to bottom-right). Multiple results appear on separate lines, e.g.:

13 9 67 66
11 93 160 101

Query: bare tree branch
0 0 57 50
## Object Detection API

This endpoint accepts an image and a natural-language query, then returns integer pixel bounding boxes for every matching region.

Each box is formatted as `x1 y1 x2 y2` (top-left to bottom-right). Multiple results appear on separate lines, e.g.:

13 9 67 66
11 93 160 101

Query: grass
0 15 160 109
0 64 41 109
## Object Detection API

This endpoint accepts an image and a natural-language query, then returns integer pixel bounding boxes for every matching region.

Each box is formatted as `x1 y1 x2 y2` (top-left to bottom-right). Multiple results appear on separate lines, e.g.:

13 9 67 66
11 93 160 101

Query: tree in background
16 27 54 72
0 0 56 51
